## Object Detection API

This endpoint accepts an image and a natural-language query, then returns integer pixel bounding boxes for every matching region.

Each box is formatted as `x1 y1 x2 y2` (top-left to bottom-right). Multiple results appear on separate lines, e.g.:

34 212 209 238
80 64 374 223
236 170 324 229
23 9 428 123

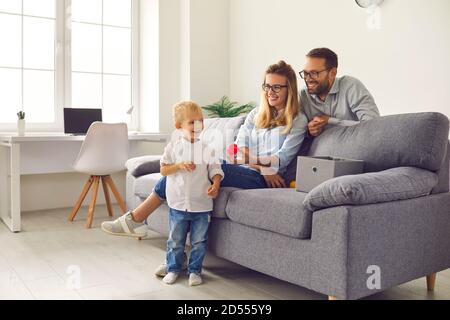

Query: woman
101 60 308 239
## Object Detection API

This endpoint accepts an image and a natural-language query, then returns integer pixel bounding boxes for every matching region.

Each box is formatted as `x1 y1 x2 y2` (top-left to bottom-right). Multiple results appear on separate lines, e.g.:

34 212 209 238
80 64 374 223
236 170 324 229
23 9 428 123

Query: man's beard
307 80 330 96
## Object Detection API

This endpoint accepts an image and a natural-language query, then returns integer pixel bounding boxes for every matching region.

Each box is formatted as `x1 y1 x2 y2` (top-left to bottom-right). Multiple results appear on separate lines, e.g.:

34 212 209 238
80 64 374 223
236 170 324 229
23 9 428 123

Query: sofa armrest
126 155 161 177
310 193 450 300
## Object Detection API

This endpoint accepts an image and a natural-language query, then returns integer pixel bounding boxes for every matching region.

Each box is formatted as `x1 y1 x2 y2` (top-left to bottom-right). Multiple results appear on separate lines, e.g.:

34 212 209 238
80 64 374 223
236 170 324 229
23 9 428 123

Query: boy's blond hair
172 100 203 125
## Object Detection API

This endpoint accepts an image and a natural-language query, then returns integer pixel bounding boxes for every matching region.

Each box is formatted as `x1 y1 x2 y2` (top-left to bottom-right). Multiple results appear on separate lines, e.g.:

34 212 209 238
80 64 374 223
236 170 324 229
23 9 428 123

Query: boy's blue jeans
166 208 211 274
154 163 267 199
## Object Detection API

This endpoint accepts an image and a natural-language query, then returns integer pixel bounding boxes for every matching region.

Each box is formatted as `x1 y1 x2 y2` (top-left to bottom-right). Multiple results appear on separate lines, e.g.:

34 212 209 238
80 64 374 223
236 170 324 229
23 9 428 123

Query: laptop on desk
63 108 102 135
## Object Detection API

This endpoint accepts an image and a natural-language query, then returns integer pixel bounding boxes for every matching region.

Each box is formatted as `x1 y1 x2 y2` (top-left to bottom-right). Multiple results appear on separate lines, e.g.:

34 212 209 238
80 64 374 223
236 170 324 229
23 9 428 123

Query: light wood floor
1 205 449 300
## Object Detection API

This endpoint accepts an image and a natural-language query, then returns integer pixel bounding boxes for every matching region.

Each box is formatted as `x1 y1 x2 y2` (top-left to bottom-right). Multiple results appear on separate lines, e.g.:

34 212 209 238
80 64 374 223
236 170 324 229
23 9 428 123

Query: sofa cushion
303 167 438 212
225 189 312 239
201 116 246 160
134 173 237 219
126 155 161 178
308 112 449 173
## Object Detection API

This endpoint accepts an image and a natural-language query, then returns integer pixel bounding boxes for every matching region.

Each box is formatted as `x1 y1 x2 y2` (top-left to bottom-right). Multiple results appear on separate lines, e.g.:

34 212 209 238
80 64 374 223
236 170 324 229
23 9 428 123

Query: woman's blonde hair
254 60 299 134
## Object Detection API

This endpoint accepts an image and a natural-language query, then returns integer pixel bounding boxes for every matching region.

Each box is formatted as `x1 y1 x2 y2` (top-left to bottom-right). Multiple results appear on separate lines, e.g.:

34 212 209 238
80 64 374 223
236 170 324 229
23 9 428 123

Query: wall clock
355 0 384 8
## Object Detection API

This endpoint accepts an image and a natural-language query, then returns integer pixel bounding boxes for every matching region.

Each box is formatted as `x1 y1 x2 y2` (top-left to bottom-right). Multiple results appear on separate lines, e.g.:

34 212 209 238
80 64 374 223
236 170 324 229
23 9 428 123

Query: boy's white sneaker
154 263 168 277
154 252 188 277
162 272 179 285
189 273 202 286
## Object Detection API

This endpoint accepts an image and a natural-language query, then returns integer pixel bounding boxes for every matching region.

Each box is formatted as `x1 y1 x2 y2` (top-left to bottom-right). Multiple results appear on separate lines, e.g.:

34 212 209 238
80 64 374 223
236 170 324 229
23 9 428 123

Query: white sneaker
154 252 188 277
162 272 179 285
154 263 168 277
101 211 147 238
189 273 202 286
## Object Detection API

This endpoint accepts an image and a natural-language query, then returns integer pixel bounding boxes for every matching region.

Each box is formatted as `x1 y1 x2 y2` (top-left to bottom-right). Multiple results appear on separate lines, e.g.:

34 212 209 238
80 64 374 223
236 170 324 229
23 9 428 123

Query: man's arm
328 78 380 126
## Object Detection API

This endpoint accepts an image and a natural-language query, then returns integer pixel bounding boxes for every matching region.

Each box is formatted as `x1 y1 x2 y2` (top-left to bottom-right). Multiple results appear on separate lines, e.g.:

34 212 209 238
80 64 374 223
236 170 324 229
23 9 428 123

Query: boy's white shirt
160 136 224 212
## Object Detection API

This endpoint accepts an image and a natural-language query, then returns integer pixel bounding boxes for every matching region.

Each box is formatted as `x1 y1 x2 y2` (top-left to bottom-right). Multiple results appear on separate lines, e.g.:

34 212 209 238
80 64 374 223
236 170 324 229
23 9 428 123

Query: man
299 48 380 136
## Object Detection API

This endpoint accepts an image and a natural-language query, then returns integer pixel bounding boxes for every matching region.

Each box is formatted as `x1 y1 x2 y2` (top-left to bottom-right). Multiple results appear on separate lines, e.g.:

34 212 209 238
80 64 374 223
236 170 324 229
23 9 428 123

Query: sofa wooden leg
328 296 338 300
426 273 437 291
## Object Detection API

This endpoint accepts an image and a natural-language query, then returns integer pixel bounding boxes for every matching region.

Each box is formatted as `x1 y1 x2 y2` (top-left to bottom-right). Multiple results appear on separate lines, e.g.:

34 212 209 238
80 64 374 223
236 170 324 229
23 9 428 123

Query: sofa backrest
307 112 450 193
201 116 246 159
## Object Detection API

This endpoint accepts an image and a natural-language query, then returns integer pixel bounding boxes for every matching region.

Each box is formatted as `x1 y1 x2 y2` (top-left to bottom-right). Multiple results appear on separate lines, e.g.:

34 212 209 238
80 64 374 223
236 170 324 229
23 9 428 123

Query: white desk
0 132 169 232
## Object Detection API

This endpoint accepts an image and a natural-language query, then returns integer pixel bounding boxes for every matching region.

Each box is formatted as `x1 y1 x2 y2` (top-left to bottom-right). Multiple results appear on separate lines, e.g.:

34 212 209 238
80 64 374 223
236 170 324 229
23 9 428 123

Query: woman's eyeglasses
262 84 288 93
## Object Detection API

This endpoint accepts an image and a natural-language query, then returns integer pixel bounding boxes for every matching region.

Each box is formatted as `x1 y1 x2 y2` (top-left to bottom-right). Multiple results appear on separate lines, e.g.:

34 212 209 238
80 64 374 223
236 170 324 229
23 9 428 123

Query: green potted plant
202 96 255 118
17 111 25 136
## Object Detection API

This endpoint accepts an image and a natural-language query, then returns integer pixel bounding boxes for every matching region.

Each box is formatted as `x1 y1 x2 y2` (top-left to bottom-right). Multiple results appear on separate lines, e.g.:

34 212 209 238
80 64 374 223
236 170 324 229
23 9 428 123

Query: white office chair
68 122 129 228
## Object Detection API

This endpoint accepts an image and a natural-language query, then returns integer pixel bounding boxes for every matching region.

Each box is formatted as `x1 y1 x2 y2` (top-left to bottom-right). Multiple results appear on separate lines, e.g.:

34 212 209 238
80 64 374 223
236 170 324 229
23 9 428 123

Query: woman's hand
226 147 251 165
262 174 287 188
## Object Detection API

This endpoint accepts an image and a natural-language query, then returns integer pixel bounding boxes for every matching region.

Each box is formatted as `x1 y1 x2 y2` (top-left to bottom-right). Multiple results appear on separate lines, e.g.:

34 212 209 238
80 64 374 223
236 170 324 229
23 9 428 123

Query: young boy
160 101 224 286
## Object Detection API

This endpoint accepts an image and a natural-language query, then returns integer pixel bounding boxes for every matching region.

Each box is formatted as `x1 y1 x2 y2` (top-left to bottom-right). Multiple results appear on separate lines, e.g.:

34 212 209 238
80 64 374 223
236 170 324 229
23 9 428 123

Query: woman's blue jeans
154 163 267 199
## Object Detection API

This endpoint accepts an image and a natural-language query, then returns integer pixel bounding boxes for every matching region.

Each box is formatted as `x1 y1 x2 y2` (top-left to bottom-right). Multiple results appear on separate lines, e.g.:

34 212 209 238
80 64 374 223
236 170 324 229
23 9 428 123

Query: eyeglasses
299 69 330 80
262 84 288 93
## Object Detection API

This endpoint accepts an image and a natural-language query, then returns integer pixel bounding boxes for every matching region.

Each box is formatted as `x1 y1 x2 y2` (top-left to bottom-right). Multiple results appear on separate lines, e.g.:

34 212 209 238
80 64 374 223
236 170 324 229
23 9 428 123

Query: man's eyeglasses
262 84 288 93
299 69 330 80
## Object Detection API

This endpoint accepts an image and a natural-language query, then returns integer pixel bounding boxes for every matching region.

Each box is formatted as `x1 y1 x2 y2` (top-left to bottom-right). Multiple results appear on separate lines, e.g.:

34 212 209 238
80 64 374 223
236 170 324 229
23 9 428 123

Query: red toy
227 143 238 157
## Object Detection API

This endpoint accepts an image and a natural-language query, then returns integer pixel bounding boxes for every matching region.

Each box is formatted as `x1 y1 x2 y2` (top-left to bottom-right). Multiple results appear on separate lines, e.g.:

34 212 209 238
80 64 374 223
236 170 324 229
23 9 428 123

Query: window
0 0 56 124
0 0 138 131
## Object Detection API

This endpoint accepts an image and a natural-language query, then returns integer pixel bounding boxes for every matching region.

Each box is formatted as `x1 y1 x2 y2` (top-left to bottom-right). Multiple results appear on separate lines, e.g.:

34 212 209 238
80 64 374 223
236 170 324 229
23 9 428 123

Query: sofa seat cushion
225 189 312 239
134 173 238 219
303 167 438 211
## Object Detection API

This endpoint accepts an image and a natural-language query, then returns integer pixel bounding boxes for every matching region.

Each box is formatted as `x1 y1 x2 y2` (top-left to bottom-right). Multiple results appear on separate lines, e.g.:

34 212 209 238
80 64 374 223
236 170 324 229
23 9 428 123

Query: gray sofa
125 112 450 300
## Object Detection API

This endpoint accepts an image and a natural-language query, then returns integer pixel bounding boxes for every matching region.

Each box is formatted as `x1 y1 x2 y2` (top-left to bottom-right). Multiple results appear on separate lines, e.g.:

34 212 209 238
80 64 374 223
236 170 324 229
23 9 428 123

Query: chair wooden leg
68 176 95 222
101 176 113 217
427 273 437 291
86 176 100 229
104 175 127 213
328 296 338 300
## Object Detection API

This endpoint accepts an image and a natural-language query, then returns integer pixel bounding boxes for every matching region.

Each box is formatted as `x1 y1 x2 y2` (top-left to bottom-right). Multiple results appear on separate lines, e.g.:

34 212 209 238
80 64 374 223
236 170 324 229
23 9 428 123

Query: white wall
141 0 230 134
21 172 125 212
229 0 450 119
189 0 230 107
140 0 181 135
140 0 230 131
139 0 160 133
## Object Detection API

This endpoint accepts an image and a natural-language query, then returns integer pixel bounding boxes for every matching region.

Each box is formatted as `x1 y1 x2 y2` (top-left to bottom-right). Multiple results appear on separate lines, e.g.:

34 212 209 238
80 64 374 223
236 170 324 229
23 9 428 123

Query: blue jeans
166 208 211 274
154 163 267 199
